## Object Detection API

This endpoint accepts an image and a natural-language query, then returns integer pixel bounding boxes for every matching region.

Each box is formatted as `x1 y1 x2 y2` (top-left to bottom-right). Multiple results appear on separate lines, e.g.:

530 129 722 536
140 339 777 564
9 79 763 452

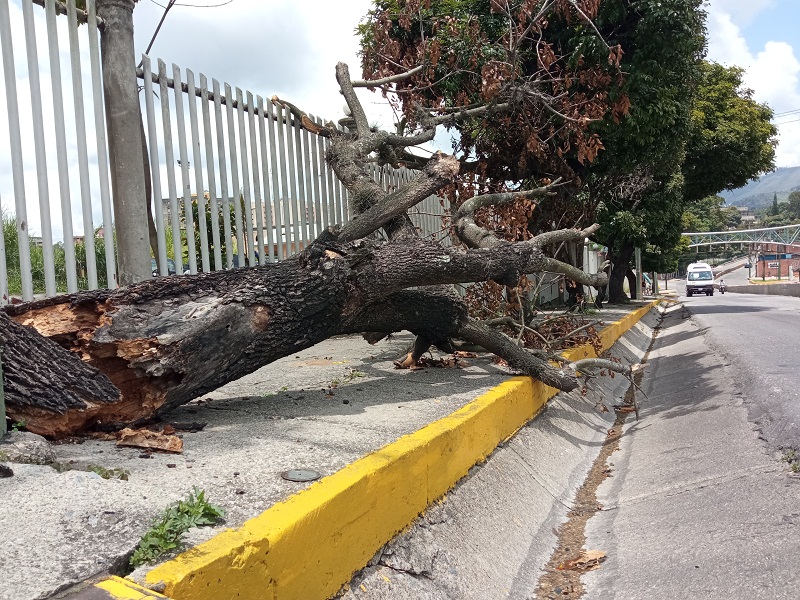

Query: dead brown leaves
393 350 478 371
558 549 607 572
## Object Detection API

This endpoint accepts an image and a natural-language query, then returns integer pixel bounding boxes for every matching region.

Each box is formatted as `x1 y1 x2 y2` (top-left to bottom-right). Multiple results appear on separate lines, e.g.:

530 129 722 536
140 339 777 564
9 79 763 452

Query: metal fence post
96 0 151 285
0 339 6 438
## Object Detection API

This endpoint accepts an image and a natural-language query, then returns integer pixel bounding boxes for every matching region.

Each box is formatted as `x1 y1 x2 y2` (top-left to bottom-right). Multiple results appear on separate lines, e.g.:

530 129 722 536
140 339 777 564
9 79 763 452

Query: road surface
584 298 800 599
672 275 800 449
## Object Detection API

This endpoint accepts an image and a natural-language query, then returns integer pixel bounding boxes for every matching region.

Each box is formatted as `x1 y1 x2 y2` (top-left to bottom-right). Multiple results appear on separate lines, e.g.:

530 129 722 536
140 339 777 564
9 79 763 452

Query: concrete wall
727 283 800 297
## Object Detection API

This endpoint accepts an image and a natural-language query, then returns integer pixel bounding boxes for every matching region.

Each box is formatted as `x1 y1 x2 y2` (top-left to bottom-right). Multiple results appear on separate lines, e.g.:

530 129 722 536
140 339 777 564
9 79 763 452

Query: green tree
583 0 706 301
359 0 705 305
772 192 780 216
682 62 777 204
787 191 800 220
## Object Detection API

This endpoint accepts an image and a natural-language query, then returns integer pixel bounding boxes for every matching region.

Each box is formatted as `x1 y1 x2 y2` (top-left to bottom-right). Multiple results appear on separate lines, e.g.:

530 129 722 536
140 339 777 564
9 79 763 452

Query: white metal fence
0 0 115 301
137 56 446 275
0 0 448 302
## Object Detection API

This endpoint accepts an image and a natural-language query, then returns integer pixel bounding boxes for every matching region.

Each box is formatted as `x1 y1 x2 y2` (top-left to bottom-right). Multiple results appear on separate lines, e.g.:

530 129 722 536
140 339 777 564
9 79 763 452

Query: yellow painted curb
133 300 661 600
92 577 170 599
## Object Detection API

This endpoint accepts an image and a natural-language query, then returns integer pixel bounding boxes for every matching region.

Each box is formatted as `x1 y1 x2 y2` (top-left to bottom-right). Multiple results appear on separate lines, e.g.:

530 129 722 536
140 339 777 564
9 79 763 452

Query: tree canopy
358 1 779 304
682 62 777 204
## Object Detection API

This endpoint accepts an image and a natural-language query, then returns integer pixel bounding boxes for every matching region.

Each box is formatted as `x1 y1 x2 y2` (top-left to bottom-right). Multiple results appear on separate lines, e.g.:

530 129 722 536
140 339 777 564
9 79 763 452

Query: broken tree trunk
2 234 607 438
1 60 630 439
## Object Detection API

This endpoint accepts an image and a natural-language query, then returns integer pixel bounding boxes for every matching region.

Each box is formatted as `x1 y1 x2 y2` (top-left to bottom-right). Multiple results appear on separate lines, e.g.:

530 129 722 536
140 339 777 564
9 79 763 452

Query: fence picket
306 115 323 239
265 99 282 262
314 117 331 230
86 0 117 288
200 74 223 271
45 0 77 293
235 87 255 266
158 59 183 272
247 91 266 264
295 118 310 246
0 0 33 301
284 113 301 254
186 68 210 273
142 55 168 276
256 95 274 264
274 102 291 260
173 63 197 274
67 0 98 289
225 82 245 268
212 78 234 269
22 0 57 296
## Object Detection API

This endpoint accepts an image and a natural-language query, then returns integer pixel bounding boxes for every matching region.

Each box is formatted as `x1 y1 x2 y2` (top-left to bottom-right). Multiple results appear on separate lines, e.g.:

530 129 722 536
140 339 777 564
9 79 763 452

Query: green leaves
682 61 777 203
130 487 225 568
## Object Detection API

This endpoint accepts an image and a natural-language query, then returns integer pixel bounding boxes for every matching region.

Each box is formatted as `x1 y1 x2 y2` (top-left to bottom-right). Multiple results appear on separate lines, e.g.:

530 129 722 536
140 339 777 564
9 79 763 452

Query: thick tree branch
351 65 425 88
540 257 609 287
453 179 565 248
336 62 371 136
458 319 578 391
337 152 459 242
354 237 607 303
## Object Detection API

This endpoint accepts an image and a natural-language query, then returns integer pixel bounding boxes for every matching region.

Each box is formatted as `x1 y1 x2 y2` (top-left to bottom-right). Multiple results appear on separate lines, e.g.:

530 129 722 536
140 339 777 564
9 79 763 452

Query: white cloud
707 0 776 27
706 0 800 167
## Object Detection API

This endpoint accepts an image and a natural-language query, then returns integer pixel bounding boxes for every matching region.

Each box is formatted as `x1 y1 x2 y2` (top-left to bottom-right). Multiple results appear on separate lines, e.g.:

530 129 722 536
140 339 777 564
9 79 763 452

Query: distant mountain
718 166 800 209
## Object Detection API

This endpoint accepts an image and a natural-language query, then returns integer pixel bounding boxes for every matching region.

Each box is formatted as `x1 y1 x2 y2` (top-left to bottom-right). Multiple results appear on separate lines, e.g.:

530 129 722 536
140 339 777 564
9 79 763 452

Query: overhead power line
773 108 800 117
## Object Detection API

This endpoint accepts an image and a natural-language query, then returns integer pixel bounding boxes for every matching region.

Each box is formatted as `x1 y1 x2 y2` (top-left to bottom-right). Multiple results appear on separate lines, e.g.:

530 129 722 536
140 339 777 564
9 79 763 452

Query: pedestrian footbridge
683 223 800 250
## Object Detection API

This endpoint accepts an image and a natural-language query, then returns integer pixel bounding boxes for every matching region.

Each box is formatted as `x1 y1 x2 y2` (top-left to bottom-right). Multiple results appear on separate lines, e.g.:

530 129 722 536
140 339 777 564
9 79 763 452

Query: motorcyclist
719 278 726 293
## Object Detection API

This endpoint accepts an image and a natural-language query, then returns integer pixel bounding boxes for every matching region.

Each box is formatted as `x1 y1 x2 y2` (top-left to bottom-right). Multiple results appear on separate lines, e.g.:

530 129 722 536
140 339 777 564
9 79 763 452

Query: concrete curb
67 577 170 599
726 282 800 297
79 301 661 600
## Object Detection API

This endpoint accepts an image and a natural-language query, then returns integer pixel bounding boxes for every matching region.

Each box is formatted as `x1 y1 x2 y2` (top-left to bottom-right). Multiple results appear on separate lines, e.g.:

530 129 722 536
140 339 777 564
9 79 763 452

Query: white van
686 262 715 297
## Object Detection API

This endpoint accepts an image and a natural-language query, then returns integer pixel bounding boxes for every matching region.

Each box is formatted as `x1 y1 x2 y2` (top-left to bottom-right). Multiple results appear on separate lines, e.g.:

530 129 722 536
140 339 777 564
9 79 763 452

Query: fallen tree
2 2 640 437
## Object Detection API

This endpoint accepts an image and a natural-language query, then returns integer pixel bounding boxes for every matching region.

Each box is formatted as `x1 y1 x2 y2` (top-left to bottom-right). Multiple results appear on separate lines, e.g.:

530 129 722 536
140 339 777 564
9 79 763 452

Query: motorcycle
719 282 727 294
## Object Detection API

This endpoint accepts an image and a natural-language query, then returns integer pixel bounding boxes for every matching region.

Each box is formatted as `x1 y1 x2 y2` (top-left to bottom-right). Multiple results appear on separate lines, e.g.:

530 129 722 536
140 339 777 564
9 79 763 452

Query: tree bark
607 244 635 303
2 235 606 438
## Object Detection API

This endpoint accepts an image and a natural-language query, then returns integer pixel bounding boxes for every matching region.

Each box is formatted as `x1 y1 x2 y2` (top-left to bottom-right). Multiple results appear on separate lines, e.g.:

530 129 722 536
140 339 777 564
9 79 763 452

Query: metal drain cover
281 469 321 482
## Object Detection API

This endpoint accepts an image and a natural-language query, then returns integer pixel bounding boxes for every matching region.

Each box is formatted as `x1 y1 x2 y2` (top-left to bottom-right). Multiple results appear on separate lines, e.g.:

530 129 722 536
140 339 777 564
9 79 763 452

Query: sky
1 0 799 242
705 0 800 168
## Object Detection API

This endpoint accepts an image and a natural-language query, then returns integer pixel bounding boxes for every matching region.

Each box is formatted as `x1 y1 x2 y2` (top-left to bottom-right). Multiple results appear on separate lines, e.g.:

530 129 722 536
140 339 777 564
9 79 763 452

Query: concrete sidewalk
583 303 800 599
0 302 658 600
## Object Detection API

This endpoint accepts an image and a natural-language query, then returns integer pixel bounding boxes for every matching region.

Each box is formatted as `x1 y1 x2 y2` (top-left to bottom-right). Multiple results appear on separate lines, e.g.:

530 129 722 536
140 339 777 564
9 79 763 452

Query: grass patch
87 464 130 481
130 488 224 568
783 448 800 473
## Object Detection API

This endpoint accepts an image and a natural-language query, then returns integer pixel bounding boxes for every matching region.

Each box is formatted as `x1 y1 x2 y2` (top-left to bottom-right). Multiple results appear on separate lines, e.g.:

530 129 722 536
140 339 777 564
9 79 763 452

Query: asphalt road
672 275 800 450
584 301 800 600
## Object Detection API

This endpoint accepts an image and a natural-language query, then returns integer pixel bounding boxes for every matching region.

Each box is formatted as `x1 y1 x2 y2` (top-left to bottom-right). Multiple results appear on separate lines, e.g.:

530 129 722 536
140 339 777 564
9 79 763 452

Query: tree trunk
3 235 601 438
607 244 635 303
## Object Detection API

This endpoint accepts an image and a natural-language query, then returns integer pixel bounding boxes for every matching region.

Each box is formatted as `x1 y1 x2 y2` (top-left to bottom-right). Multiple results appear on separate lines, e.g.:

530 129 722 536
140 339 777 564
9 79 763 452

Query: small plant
130 487 224 568
10 421 26 432
87 464 130 481
330 368 366 389
782 448 799 473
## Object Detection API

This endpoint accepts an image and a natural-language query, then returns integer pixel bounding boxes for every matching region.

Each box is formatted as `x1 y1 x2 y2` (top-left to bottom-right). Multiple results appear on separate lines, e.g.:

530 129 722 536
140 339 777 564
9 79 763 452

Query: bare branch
336 62 370 136
453 179 566 248
337 152 459 242
530 223 600 247
270 96 332 137
568 358 642 378
539 257 610 288
385 127 437 147
459 319 579 391
352 65 425 88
